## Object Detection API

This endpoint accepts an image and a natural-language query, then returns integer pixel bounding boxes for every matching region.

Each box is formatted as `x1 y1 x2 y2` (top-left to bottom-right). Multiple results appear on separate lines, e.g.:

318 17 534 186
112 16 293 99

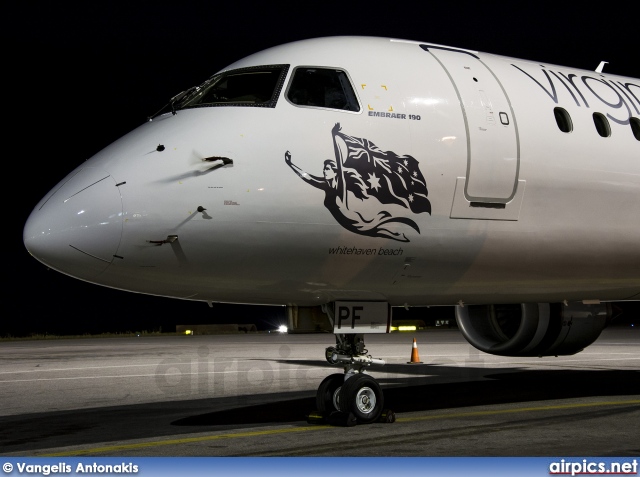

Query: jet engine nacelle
455 303 610 357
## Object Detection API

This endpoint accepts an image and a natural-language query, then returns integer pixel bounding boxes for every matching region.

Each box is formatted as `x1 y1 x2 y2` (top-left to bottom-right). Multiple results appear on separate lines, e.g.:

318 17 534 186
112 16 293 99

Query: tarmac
0 327 638 456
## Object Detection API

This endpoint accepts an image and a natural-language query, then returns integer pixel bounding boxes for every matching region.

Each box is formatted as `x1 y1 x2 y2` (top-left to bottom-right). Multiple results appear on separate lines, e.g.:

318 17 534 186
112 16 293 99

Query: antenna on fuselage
595 61 608 73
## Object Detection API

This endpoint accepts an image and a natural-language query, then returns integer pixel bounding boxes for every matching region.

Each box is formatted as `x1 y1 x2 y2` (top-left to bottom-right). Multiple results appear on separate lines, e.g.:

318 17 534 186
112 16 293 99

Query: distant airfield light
185 330 193 335
278 325 288 333
389 326 417 332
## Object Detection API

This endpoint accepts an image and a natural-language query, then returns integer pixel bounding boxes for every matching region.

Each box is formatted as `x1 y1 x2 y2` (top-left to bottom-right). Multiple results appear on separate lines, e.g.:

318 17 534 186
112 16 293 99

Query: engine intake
455 303 610 357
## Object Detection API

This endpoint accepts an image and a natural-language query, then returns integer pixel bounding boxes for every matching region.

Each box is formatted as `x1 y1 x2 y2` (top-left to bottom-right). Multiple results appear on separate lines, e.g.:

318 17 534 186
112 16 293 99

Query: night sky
6 3 639 336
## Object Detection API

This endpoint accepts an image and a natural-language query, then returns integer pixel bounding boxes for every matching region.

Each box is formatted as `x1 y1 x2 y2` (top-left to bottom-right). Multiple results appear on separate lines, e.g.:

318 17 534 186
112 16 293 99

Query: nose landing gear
300 301 394 426
314 333 386 424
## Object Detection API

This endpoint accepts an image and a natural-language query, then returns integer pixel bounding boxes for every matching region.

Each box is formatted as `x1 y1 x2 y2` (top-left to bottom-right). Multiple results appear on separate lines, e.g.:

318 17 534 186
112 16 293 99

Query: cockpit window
168 65 289 113
287 67 360 112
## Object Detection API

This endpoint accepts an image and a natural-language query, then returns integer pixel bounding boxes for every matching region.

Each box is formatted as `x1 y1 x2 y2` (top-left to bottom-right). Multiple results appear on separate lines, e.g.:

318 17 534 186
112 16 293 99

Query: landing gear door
334 301 391 334
422 45 520 203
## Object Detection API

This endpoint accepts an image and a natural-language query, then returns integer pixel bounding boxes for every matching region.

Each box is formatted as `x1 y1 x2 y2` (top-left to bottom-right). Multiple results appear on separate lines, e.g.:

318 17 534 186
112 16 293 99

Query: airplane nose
23 167 123 280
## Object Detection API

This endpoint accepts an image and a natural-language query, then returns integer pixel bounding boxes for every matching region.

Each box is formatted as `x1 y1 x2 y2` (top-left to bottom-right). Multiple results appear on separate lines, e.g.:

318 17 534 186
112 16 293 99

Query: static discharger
407 337 423 364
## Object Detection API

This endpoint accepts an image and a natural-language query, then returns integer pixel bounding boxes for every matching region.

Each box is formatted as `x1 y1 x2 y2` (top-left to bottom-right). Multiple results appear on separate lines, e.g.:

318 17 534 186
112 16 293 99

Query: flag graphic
337 130 431 214
284 123 431 242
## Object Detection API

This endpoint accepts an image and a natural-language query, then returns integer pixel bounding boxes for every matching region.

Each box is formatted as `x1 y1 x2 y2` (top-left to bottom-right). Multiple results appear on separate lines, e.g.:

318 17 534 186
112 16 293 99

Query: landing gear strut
317 333 386 424
296 301 392 425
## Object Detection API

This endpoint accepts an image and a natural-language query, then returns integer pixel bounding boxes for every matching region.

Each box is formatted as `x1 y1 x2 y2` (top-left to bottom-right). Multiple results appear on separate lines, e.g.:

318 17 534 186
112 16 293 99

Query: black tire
338 374 384 423
316 373 344 412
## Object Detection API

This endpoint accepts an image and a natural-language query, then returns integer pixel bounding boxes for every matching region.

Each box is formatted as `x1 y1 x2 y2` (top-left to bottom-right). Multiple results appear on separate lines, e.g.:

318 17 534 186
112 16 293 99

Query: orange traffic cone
407 337 423 364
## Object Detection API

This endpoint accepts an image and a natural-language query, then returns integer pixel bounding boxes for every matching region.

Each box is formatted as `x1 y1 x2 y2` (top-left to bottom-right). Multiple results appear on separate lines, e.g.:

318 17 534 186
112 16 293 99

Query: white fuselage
23 37 640 307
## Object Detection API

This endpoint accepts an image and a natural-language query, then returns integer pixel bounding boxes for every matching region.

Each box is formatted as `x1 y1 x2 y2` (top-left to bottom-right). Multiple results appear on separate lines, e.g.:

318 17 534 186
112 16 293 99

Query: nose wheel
313 334 386 424
316 373 344 412
338 373 383 423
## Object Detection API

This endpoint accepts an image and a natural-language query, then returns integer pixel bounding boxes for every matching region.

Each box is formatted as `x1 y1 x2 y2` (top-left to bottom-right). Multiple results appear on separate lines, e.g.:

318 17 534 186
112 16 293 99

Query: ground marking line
40 400 640 457
396 399 640 423
0 366 317 384
42 426 331 457
0 359 263 375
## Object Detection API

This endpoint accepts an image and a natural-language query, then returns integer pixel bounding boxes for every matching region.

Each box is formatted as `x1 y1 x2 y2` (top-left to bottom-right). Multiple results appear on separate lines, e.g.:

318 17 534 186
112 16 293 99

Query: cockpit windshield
158 65 289 116
286 67 360 112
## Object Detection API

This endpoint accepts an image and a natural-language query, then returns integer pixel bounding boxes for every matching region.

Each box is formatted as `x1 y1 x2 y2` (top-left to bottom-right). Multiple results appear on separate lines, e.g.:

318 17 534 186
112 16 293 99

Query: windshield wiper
148 86 200 120
170 86 200 115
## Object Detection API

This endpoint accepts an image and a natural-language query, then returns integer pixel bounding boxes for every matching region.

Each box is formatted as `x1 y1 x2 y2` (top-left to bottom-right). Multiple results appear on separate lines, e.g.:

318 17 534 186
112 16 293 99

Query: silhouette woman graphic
285 123 420 242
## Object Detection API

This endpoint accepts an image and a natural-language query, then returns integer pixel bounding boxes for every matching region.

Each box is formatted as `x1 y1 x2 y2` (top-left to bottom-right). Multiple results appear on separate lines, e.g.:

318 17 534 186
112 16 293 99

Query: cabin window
593 112 611 138
168 65 289 113
554 107 572 133
287 67 360 112
631 117 640 141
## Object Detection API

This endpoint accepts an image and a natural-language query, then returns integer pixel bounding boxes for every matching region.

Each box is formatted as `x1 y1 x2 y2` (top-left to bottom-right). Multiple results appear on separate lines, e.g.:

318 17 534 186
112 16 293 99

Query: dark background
4 2 639 336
